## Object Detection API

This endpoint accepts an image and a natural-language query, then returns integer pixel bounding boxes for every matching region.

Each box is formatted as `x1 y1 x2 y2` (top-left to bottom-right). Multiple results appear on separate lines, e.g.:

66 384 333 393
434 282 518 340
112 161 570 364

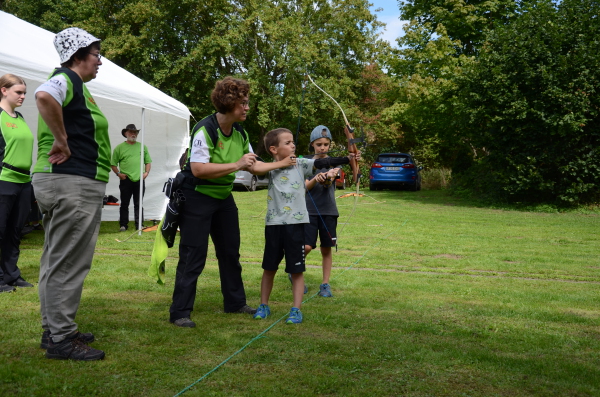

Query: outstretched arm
249 156 297 175
191 153 257 179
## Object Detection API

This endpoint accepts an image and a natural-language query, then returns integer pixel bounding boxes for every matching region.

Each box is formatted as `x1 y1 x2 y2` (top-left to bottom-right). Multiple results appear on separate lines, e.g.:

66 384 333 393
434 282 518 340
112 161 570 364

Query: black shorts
262 224 306 274
304 215 338 249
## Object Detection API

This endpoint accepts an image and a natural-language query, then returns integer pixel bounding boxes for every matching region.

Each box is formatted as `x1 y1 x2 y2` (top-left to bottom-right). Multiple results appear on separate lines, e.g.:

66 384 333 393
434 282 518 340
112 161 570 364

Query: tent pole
138 108 146 236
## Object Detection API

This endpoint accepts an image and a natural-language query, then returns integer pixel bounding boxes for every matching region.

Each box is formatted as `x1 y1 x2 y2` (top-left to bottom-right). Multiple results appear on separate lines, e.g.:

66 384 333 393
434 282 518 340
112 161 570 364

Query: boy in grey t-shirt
249 128 357 324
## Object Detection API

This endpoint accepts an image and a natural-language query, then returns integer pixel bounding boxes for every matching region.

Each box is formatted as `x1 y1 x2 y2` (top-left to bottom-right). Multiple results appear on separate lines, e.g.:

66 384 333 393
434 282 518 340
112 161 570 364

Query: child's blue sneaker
286 307 303 324
253 304 270 319
287 273 308 294
319 283 333 297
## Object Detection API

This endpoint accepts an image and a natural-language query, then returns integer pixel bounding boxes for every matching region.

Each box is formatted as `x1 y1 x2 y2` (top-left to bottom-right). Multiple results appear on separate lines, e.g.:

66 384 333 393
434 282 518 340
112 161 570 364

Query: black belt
181 174 231 189
2 162 30 175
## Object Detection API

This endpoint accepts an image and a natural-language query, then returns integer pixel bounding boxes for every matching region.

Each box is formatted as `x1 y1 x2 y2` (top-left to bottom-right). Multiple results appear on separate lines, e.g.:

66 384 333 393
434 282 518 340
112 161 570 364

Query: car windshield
378 155 409 164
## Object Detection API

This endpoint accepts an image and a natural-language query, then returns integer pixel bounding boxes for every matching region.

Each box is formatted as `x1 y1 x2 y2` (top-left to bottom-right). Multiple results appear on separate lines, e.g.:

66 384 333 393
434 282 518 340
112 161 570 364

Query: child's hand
326 169 339 180
282 155 297 167
348 151 361 161
314 172 328 184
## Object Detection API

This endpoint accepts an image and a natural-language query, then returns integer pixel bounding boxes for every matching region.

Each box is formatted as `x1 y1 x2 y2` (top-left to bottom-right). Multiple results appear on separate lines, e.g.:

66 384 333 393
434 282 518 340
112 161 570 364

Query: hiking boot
0 283 15 293
233 305 257 315
253 304 271 320
41 330 95 349
119 226 127 232
45 333 105 361
287 273 308 294
8 277 33 288
286 307 303 324
173 317 196 328
318 283 333 297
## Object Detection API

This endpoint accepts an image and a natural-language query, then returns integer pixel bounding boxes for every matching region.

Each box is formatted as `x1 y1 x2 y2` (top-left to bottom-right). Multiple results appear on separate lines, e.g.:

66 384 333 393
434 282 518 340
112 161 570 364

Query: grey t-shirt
265 158 315 225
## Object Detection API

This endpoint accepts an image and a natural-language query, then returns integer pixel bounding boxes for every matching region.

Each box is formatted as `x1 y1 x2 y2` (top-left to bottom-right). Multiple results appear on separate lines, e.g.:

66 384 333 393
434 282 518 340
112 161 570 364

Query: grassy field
1 189 599 396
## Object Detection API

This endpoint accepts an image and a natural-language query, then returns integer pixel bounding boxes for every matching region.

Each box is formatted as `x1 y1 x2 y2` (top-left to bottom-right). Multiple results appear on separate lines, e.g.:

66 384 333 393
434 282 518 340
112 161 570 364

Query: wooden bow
306 74 361 186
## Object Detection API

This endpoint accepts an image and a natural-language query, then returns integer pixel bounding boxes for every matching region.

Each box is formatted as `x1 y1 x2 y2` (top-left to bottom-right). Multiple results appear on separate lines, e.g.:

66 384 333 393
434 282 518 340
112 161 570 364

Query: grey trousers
32 173 106 342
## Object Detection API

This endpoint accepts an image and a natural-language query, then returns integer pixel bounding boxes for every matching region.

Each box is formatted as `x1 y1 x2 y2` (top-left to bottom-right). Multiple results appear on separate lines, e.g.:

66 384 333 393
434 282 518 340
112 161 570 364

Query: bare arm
249 156 297 175
190 153 257 179
36 91 70 164
143 163 151 179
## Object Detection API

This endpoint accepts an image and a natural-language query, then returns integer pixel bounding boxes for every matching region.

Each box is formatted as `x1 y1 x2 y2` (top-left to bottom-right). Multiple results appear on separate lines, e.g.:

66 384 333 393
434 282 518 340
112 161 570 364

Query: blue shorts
262 224 306 274
304 215 338 248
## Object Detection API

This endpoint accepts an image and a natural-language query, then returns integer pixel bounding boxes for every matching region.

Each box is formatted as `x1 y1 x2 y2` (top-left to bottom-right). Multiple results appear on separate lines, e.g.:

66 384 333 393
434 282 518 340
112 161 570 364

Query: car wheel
369 183 376 191
409 182 418 191
417 178 422 191
249 176 257 191
338 178 346 190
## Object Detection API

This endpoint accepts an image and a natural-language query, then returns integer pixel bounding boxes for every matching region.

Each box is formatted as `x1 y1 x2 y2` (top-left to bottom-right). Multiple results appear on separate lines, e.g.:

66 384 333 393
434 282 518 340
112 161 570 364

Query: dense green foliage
386 0 599 204
455 0 600 204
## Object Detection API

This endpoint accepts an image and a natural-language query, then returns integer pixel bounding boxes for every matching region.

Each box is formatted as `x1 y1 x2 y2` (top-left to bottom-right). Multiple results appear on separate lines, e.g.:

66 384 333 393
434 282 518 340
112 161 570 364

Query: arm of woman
35 91 71 164
190 152 257 179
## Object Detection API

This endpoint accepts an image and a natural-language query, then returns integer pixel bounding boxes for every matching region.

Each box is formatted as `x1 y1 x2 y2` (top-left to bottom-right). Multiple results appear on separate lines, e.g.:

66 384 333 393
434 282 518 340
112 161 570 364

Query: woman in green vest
0 73 34 293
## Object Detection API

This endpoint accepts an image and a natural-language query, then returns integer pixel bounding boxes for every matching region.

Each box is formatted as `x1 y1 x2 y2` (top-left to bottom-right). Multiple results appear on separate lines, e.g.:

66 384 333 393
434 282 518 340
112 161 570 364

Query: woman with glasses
33 27 110 361
169 77 257 328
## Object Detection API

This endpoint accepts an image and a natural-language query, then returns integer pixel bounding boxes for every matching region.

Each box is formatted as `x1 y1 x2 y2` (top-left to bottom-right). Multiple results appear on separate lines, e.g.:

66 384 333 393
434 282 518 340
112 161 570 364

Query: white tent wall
0 11 190 222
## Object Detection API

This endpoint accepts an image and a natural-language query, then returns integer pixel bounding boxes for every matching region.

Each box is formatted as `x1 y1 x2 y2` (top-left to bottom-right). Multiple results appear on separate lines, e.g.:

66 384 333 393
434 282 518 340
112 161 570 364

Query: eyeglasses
88 52 102 60
240 101 250 108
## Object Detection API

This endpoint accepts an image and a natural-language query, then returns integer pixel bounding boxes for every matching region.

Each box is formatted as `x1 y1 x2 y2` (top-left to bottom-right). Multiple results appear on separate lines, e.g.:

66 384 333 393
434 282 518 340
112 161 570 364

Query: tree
455 0 600 204
400 0 519 56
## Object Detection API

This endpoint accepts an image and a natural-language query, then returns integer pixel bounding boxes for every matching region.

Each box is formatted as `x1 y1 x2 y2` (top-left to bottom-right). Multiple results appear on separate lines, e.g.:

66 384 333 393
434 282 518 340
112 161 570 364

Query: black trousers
119 177 145 228
169 189 248 321
0 181 32 283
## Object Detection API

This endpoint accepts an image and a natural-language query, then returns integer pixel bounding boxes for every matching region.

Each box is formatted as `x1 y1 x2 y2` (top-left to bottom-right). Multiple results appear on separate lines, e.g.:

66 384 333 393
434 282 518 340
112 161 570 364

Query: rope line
172 221 407 396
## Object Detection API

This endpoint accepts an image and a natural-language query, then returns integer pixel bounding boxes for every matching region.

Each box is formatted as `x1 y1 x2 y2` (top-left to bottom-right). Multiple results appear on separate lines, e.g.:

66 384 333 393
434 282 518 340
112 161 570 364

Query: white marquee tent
0 11 190 223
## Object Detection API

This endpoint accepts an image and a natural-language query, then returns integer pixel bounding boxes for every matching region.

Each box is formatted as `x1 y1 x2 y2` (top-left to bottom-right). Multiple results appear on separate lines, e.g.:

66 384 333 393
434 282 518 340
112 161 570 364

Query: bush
454 0 600 205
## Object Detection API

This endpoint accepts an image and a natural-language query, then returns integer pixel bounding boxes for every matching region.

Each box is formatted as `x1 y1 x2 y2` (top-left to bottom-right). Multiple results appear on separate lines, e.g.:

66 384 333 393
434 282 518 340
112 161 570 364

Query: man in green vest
110 124 152 231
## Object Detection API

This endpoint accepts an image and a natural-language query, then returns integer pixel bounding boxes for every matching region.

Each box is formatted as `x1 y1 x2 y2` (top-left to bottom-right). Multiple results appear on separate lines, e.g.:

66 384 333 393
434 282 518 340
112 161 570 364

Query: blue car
369 153 423 191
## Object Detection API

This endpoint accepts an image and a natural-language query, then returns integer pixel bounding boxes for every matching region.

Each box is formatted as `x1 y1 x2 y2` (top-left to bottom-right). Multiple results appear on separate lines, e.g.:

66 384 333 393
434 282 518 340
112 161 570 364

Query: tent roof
0 11 190 120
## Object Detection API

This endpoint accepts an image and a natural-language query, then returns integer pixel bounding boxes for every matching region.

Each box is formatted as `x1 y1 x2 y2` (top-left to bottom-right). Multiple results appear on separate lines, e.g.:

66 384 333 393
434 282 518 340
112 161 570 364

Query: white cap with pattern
54 27 100 64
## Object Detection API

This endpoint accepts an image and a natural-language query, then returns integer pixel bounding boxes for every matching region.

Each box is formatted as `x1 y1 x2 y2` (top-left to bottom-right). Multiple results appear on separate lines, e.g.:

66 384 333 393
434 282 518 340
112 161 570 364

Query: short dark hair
61 42 101 68
210 76 250 114
264 128 292 155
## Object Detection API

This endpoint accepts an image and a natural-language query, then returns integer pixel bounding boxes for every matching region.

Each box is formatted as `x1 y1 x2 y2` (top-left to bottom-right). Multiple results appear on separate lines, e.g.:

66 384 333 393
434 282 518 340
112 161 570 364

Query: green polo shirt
111 141 152 182
0 110 33 183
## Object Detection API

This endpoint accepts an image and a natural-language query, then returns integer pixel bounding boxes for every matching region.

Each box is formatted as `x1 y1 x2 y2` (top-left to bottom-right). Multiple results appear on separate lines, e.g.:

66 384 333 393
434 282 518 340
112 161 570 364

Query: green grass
1 189 599 396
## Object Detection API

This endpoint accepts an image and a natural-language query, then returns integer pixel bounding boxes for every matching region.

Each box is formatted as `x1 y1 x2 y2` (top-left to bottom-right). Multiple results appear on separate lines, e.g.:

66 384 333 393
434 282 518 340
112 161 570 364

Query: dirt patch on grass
434 254 463 259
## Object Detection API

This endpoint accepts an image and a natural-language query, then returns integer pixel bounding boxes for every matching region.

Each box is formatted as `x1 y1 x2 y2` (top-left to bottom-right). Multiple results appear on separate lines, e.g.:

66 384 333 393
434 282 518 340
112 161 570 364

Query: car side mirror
418 166 424 171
